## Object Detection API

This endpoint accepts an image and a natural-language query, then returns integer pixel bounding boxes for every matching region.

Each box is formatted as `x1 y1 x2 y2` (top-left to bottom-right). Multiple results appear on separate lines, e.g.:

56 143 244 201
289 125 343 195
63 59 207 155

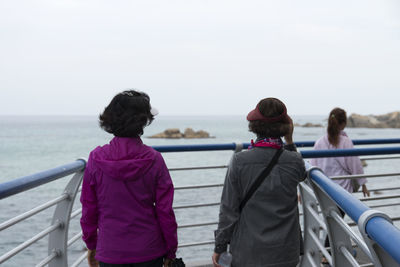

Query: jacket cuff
86 241 97 250
166 251 176 259
214 243 227 254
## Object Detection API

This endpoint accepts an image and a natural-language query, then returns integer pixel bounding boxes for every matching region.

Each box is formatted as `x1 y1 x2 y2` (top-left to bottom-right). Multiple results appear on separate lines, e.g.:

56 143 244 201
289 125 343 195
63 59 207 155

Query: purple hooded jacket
80 137 178 264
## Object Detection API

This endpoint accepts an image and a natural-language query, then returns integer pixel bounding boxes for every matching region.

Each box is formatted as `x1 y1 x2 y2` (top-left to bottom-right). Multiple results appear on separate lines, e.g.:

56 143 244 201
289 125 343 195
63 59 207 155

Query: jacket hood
90 137 156 181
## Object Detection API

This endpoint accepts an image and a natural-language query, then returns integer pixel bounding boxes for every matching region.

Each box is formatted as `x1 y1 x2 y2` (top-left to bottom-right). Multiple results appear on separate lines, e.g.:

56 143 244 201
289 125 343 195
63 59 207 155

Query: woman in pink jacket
310 107 369 265
80 90 178 267
310 107 369 196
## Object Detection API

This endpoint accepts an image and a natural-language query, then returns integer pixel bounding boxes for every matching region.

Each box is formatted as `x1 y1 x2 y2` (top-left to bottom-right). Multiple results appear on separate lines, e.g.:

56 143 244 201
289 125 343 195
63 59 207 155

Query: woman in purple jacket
80 90 178 267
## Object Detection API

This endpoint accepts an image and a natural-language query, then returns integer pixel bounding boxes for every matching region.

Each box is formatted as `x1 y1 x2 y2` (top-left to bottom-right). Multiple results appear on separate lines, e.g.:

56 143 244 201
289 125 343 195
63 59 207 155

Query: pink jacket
80 137 177 264
310 131 366 192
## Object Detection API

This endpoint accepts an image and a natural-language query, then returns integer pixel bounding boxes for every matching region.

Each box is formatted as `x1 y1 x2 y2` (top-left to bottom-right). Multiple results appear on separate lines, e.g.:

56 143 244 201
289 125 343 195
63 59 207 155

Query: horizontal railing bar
330 172 400 180
330 210 372 260
302 147 400 159
173 202 220 209
361 156 400 161
154 143 239 152
331 138 400 146
68 232 83 247
70 251 88 267
178 221 218 229
174 182 400 193
175 184 223 190
369 202 400 209
153 139 400 153
0 160 85 200
2 142 399 202
35 251 58 267
0 222 61 264
331 172 400 180
359 194 400 202
169 165 227 171
0 194 68 232
178 240 214 248
367 186 400 192
70 208 82 220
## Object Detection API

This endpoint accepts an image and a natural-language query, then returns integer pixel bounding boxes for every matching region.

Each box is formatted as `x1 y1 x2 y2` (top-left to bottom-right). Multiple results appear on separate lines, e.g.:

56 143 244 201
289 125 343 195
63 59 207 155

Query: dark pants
99 256 163 267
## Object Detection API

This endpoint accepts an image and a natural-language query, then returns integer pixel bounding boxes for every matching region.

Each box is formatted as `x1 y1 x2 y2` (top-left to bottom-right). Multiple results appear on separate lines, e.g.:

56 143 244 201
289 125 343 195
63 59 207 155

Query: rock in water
149 128 211 139
149 128 183 139
184 128 210 138
347 111 400 128
301 123 323 128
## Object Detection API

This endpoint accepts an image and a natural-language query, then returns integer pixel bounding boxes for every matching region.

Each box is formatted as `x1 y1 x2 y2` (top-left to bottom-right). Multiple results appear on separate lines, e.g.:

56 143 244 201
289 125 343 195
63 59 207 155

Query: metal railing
300 161 400 267
1 139 400 266
0 160 86 267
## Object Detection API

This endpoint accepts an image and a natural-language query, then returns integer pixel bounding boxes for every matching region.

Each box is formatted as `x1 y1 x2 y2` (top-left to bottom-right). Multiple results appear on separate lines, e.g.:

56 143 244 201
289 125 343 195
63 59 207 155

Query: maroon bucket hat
247 98 290 123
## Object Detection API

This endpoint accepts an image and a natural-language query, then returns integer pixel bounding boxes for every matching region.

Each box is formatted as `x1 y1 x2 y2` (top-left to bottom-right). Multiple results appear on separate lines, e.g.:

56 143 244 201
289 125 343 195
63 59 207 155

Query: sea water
1 115 400 266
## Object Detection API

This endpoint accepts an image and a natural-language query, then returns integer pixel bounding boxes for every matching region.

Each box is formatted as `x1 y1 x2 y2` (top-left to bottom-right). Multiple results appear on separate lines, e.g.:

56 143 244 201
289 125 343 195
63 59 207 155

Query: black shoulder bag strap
239 148 283 212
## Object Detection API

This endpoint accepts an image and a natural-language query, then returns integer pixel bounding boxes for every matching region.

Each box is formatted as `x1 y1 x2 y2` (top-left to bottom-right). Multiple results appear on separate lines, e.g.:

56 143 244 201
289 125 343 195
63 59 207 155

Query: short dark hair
248 98 290 137
99 90 154 137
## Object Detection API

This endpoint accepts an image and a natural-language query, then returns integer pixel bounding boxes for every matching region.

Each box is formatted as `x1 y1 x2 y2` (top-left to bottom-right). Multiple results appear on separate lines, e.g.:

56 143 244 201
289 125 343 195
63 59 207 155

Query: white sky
1 0 399 116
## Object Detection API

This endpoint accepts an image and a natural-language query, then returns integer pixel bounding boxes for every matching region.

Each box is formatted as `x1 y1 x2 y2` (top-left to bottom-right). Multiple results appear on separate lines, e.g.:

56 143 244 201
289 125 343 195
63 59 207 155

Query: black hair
99 90 154 137
248 98 290 138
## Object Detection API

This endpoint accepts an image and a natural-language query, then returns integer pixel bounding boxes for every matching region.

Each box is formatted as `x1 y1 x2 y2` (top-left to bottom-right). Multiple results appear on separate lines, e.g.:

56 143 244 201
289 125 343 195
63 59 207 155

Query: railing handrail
152 138 400 152
306 163 369 222
3 142 400 200
155 143 400 158
306 162 400 264
366 217 400 263
0 159 86 200
2 143 400 200
295 138 400 148
301 147 400 158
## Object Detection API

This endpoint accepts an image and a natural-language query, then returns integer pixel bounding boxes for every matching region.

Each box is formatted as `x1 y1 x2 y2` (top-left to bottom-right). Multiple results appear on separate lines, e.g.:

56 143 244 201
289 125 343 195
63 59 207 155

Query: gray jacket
215 146 305 267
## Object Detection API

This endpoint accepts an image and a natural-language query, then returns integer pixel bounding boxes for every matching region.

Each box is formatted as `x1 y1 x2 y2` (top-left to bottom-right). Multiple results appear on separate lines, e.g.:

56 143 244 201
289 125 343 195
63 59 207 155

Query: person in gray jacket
212 97 306 267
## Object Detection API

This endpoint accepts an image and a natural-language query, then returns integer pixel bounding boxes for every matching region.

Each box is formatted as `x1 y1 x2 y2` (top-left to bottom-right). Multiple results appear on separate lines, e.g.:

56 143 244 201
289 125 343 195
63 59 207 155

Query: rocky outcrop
182 128 211 138
301 123 323 128
149 128 212 139
294 123 323 127
347 111 400 128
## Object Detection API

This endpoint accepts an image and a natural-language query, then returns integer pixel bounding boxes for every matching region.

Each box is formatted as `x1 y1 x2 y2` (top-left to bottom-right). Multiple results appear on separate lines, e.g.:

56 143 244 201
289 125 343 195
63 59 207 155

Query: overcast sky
1 0 399 116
